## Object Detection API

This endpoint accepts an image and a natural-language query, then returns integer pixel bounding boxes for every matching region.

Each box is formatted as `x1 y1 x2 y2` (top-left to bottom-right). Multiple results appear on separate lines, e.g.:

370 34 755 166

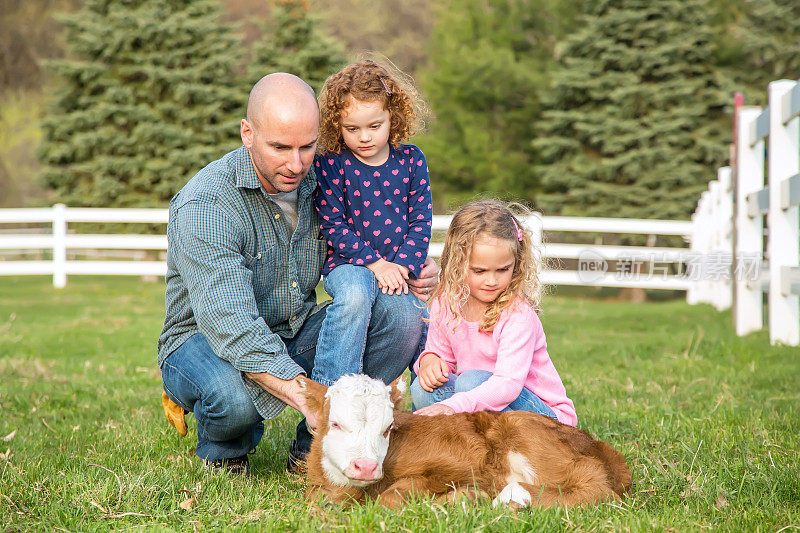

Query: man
157 73 436 476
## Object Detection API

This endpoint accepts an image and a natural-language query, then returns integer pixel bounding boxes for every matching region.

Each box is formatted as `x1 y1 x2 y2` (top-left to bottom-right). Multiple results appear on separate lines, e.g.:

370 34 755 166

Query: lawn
0 276 797 531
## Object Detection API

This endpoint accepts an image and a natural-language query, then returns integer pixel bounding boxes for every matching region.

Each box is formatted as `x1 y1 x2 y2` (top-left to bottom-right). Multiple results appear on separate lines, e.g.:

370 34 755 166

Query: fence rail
1 205 694 293
693 77 800 346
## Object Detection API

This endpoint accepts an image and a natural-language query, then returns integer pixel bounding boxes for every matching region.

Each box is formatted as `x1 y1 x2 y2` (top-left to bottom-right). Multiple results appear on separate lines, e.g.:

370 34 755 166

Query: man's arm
172 199 305 394
244 373 318 431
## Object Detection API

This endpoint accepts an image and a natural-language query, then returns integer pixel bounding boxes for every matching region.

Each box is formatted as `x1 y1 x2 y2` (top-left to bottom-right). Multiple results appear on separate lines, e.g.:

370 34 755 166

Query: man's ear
240 118 254 148
297 375 327 416
388 375 407 407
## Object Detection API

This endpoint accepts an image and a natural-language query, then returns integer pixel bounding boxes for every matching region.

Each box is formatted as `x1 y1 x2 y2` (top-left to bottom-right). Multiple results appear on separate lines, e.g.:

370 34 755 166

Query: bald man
157 74 436 476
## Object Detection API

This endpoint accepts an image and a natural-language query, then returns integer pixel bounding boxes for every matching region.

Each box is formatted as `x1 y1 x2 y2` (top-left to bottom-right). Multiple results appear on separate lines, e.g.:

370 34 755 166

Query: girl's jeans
312 263 428 386
410 369 558 420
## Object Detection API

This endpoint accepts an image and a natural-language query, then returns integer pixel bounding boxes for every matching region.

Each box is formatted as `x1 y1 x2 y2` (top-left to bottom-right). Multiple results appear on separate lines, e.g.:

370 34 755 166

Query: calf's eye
330 422 341 430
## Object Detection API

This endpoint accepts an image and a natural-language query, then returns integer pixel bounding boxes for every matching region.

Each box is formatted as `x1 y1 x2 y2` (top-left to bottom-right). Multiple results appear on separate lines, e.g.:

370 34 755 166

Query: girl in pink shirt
411 200 577 426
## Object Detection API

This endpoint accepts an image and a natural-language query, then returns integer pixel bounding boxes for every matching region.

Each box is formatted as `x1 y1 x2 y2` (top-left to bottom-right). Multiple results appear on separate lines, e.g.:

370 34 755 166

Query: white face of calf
320 375 398 488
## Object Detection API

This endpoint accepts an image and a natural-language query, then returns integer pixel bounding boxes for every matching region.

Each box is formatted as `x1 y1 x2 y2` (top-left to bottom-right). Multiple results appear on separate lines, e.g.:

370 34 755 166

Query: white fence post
734 107 765 336
715 167 733 311
692 189 714 304
687 211 700 305
767 80 800 345
688 191 710 305
52 203 67 288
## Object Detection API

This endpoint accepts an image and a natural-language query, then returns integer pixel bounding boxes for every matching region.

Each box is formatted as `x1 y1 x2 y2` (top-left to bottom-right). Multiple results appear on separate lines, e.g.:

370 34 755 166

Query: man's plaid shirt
157 146 327 419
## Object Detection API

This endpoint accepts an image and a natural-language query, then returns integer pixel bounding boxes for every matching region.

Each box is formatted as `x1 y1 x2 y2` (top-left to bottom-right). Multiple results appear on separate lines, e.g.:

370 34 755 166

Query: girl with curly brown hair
311 60 432 389
410 200 577 426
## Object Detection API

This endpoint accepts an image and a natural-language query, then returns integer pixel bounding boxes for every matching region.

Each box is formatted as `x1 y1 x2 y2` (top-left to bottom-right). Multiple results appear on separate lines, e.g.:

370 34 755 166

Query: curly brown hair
430 200 543 332
317 59 429 153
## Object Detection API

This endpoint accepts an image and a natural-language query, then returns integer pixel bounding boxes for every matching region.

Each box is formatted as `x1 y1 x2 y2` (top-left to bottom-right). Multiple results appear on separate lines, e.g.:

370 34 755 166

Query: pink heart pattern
314 148 432 276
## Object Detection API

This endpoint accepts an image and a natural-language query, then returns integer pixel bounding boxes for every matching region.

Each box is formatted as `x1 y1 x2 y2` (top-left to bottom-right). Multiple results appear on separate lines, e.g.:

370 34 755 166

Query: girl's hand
414 403 455 417
367 259 409 295
418 352 450 392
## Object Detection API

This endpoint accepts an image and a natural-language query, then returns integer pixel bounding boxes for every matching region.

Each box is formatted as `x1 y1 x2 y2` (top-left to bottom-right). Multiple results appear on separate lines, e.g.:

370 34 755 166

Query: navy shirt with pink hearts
314 144 433 278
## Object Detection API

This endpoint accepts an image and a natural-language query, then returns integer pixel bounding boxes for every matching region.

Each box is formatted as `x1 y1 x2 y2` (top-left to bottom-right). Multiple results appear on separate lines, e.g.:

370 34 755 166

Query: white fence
0 204 694 292
692 78 800 346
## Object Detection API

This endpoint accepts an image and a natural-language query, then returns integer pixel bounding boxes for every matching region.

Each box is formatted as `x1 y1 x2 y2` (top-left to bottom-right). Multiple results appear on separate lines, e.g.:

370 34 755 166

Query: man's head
241 73 319 194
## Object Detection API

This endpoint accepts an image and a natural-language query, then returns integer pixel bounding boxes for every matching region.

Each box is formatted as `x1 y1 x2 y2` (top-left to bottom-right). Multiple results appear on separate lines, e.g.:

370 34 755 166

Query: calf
300 374 632 508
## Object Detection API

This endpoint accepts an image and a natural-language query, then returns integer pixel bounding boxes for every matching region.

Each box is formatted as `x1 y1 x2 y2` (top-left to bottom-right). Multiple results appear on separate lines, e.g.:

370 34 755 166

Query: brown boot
161 392 188 436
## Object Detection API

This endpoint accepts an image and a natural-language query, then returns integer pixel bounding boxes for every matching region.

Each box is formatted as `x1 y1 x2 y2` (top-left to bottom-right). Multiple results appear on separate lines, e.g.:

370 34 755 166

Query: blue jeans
410 369 558 419
162 295 426 461
313 263 428 386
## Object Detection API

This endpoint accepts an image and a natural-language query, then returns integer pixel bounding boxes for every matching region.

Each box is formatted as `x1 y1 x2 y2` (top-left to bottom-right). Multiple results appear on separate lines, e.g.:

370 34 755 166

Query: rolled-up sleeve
173 198 304 380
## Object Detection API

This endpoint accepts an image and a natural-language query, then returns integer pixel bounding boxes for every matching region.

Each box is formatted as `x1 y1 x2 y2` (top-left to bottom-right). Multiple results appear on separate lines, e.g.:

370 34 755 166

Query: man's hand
414 403 455 417
366 258 409 295
417 352 450 392
408 256 438 301
244 372 318 432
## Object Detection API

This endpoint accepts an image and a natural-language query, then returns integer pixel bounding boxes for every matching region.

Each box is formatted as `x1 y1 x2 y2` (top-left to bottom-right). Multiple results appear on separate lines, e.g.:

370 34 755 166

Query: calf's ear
297 375 328 416
388 375 407 407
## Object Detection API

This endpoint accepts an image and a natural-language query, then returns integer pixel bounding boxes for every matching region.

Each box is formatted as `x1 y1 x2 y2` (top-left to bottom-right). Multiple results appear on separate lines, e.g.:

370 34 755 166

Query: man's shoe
204 455 250 477
286 439 307 475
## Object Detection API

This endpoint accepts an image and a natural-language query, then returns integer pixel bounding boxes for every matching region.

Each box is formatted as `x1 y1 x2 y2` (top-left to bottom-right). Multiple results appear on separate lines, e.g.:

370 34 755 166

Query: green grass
0 276 798 531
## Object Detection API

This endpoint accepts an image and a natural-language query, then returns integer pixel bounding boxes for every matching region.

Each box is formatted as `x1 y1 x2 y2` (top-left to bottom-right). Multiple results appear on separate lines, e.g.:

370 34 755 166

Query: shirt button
292 281 297 288
274 214 280 219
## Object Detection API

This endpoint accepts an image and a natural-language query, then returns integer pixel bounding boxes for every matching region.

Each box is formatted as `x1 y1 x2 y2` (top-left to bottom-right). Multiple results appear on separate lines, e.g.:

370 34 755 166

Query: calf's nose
350 459 379 480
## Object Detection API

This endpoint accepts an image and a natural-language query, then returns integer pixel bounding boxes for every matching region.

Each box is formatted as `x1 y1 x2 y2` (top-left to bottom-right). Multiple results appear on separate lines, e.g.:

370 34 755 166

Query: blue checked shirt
157 146 327 419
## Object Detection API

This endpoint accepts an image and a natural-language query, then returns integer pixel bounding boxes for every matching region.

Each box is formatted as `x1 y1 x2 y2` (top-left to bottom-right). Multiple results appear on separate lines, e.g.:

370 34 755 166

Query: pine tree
534 0 730 219
37 0 245 207
246 0 346 95
416 0 576 210
731 0 800 104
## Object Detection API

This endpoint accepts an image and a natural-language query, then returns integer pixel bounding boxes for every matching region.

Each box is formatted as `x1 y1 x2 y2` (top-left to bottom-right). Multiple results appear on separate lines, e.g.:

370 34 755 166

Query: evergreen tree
731 0 800 104
38 0 244 207
246 0 346 95
417 0 576 210
535 0 730 219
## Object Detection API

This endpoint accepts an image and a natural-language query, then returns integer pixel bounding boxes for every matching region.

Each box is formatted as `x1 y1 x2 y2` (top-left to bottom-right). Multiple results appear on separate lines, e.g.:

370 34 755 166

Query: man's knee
373 294 426 335
200 382 261 440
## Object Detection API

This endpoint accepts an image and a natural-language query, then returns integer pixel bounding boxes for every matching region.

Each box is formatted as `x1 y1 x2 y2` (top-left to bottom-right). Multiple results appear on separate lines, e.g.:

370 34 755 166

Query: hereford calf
300 374 632 509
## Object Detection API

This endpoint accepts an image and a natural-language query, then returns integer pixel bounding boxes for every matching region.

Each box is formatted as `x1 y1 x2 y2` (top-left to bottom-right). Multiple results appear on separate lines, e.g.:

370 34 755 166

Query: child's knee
333 286 373 312
454 369 493 393
409 378 432 409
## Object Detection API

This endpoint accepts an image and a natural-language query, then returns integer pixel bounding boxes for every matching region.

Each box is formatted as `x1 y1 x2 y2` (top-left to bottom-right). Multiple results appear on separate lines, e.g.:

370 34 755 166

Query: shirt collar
234 146 262 190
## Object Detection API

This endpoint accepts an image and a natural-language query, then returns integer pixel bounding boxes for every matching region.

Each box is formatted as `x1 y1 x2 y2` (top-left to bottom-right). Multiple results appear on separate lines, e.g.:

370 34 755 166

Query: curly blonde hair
430 200 543 332
317 59 429 153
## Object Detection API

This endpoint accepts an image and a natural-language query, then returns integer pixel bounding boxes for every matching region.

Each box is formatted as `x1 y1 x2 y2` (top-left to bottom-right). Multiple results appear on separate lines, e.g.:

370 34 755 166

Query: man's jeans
409 369 558 420
313 263 427 386
161 297 426 461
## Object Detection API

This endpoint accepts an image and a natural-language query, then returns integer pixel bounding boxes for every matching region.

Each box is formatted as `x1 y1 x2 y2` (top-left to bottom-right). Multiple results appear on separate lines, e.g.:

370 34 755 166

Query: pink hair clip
511 217 523 242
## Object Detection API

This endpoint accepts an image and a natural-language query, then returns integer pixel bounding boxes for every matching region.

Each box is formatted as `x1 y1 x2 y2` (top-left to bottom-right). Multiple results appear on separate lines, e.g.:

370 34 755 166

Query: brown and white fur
300 374 632 509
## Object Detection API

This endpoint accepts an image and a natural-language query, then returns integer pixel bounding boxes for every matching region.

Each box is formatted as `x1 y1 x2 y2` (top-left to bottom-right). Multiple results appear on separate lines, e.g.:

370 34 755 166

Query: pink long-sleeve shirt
413 297 577 426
